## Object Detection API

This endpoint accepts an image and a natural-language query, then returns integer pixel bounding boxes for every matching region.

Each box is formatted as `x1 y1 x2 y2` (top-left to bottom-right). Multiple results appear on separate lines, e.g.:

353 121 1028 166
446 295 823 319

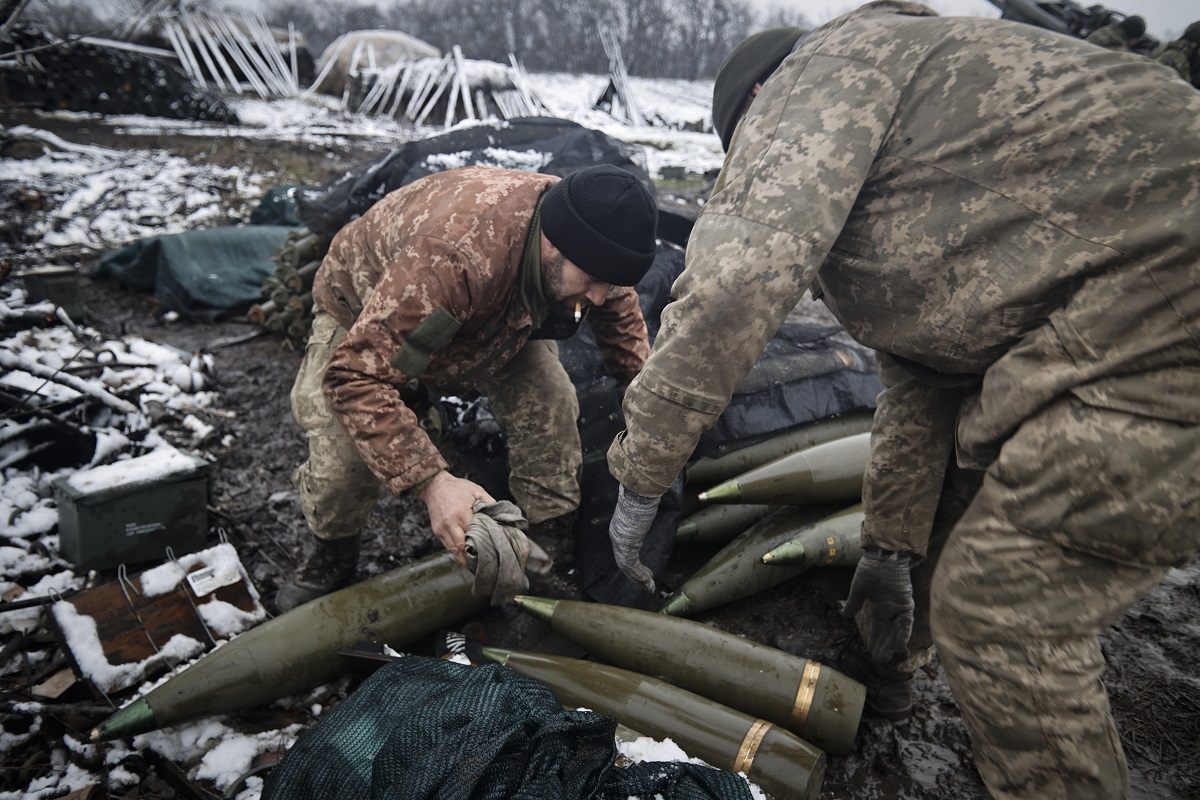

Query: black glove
841 547 914 663
609 484 660 594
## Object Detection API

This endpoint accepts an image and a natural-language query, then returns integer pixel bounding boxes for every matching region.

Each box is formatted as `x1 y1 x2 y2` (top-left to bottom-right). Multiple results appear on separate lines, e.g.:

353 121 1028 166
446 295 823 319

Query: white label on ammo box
187 565 241 596
126 521 166 537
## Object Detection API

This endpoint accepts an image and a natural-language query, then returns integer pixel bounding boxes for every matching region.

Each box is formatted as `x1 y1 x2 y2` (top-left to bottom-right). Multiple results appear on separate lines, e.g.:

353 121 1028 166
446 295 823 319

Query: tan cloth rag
464 500 552 605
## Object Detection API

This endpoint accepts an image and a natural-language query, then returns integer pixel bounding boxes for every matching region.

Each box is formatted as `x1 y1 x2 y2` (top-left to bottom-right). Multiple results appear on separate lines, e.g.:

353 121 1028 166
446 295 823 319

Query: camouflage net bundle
260 655 757 800
249 229 327 347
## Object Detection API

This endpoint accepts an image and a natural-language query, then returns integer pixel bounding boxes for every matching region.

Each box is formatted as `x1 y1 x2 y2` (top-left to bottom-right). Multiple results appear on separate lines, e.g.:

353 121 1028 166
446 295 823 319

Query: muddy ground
6 111 1200 800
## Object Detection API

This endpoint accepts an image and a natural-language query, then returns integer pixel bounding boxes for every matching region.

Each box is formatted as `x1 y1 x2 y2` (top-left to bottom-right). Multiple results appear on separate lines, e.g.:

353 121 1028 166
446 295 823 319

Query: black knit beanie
1119 15 1146 39
712 26 806 152
540 165 658 287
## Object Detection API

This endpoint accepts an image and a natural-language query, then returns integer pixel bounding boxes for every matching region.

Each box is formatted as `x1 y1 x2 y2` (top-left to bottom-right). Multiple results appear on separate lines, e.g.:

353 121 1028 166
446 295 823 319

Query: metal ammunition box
21 266 85 320
53 449 210 571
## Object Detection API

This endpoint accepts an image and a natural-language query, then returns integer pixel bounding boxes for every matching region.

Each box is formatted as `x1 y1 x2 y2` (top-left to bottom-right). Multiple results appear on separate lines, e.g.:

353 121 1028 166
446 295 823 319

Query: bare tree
618 0 675 78
262 0 757 80
757 3 815 31
667 0 751 79
17 0 108 37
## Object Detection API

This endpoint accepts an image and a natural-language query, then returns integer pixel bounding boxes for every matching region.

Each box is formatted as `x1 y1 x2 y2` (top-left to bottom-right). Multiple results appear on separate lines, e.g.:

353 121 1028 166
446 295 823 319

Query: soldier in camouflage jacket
606 3 1200 797
1084 15 1146 52
1151 21 1200 87
277 164 657 611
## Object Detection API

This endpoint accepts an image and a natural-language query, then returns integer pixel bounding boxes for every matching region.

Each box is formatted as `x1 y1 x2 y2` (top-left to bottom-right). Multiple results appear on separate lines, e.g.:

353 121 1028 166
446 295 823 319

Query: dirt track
6 112 1200 799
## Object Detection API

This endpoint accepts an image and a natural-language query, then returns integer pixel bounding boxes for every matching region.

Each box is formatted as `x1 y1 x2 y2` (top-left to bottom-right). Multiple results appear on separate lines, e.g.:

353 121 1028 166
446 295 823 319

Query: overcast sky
756 0 1197 40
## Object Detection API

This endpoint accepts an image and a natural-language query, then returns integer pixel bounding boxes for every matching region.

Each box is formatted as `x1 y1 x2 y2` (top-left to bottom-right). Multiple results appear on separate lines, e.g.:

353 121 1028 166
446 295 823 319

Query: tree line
17 0 811 80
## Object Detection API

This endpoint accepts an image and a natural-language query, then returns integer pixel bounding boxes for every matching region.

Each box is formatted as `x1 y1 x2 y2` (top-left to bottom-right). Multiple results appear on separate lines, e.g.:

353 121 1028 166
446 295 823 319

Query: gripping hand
841 547 914 663
609 484 660 594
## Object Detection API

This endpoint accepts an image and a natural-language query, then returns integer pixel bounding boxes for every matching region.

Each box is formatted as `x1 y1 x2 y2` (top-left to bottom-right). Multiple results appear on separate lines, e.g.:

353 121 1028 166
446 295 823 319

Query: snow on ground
0 72 750 800
1 73 719 264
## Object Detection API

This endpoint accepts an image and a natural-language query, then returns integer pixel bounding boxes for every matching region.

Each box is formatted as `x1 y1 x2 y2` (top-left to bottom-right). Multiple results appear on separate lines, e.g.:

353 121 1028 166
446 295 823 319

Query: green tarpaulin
94 225 301 321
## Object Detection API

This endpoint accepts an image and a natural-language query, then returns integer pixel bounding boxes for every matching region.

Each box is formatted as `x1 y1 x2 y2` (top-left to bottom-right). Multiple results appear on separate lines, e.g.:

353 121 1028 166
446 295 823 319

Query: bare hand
419 471 494 567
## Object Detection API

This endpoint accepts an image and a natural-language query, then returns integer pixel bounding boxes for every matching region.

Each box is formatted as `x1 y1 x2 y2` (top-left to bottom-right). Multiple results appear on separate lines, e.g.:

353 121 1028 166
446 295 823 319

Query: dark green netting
92 225 302 321
261 656 755 800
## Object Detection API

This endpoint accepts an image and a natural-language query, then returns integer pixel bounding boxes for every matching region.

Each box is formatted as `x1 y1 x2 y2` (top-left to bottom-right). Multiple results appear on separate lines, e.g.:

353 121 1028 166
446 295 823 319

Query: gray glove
609 484 660 594
840 547 914 663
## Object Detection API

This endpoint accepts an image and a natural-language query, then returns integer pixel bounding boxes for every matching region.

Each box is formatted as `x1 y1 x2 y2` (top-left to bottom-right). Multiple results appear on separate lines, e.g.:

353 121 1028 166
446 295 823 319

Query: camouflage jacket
1151 38 1197 84
315 165 650 496
609 1 1200 555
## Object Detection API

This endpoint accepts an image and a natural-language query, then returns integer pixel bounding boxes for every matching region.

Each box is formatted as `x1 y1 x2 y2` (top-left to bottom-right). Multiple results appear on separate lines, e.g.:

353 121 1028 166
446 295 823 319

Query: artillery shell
512 595 865 754
698 432 869 505
761 504 865 567
482 646 826 800
660 505 844 617
676 503 780 544
685 412 874 487
92 551 484 741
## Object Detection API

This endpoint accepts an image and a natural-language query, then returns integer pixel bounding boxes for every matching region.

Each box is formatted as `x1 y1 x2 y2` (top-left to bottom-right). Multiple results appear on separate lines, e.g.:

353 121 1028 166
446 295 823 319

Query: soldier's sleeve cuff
406 473 438 497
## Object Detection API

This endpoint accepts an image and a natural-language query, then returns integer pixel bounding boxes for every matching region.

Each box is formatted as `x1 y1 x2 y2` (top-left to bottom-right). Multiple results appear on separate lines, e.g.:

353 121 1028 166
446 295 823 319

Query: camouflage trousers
291 311 582 542
931 397 1200 800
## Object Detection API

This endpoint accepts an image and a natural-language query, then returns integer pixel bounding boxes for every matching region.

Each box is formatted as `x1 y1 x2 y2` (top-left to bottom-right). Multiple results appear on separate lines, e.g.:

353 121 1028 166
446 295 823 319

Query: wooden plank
182 13 225 91
195 15 242 93
208 16 269 97
163 21 205 88
305 33 348 96
453 45 475 122
31 666 76 700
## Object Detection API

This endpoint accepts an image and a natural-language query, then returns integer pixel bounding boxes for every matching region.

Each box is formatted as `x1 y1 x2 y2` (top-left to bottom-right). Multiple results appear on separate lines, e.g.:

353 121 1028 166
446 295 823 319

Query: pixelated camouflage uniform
1151 38 1197 85
295 165 649 536
1085 23 1134 51
608 3 1200 797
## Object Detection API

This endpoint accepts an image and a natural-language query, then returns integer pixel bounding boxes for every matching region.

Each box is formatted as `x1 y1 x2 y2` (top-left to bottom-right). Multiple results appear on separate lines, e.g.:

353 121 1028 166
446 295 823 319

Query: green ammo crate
53 448 211 571
21 265 85 321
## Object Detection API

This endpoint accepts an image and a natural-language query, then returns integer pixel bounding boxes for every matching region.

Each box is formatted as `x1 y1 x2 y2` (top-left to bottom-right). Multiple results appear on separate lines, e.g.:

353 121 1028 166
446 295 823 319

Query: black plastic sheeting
695 321 882 459
294 117 654 242
92 225 301 321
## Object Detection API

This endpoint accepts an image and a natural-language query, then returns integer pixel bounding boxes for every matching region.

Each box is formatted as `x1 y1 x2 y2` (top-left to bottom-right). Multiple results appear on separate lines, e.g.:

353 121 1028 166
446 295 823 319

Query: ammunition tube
246 301 273 327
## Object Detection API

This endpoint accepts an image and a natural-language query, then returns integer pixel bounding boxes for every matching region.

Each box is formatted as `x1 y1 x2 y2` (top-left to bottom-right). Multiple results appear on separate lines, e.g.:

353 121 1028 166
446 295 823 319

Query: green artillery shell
482 646 826 800
761 504 866 568
513 595 865 755
660 505 844 617
685 411 874 488
676 503 781 544
91 551 484 741
698 432 870 505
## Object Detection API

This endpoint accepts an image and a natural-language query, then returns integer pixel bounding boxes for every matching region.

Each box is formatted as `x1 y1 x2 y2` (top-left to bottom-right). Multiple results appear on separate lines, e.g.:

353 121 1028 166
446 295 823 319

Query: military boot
274 535 361 613
776 632 913 723
526 511 581 599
